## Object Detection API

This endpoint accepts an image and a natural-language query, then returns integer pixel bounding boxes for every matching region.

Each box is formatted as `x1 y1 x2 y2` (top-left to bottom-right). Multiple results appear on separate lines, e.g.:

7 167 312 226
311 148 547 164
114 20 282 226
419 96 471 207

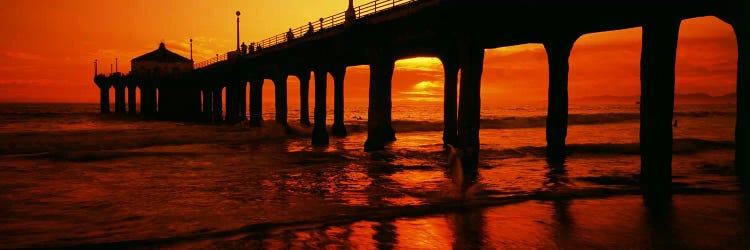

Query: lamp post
94 59 97 76
236 11 241 52
190 38 193 61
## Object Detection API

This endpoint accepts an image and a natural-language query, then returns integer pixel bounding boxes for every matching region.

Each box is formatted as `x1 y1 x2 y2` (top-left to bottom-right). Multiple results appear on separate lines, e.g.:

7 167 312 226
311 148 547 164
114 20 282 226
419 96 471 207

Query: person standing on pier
286 28 295 41
306 22 314 36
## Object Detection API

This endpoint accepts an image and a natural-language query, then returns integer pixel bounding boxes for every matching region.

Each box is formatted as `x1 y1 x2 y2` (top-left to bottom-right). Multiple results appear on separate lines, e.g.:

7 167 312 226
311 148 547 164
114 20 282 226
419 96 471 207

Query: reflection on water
0 103 743 248
192 195 747 249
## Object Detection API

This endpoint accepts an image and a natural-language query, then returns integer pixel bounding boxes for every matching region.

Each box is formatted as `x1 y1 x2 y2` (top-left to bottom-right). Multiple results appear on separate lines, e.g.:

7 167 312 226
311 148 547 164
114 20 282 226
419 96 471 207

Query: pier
93 0 748 199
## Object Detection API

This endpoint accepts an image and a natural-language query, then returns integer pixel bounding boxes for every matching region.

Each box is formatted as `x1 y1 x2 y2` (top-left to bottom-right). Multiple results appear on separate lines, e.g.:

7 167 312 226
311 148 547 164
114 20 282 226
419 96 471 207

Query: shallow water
0 103 742 248
175 194 750 249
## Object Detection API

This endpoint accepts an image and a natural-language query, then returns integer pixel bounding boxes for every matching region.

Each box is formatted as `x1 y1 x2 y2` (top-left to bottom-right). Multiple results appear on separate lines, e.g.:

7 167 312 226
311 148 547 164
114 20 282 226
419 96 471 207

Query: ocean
0 102 746 249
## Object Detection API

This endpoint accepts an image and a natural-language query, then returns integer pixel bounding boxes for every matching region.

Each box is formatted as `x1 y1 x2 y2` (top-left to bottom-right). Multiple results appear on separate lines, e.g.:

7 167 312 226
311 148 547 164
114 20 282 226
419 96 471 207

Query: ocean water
0 102 745 249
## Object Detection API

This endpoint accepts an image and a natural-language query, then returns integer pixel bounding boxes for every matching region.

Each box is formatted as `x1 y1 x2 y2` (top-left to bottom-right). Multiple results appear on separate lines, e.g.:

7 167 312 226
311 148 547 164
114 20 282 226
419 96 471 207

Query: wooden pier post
212 85 224 123
239 81 247 121
225 83 238 123
273 75 288 125
298 72 312 126
441 53 459 147
113 76 126 114
127 84 137 115
543 34 577 163
140 82 157 116
99 85 110 114
312 69 329 145
716 4 749 180
202 88 213 122
457 40 484 182
640 18 680 200
331 66 347 137
364 50 395 151
249 79 263 126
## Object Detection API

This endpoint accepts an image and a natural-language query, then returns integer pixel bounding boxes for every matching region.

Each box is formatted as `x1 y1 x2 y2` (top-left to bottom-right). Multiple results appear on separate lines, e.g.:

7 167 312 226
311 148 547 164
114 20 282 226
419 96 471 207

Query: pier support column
640 18 680 200
239 81 247 121
202 88 213 122
364 51 395 151
312 69 329 145
331 66 348 137
544 34 578 163
99 85 110 114
212 86 224 123
457 41 484 181
441 54 459 147
112 81 126 114
384 73 396 142
140 83 157 116
249 80 263 126
734 23 750 178
127 85 137 115
225 83 238 123
719 6 750 179
273 75 288 125
736 16 749 178
298 72 312 126
97 84 110 114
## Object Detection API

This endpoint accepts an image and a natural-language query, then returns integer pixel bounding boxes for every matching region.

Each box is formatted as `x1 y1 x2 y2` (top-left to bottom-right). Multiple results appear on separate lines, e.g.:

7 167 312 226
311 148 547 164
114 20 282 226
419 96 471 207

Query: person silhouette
286 28 295 41
306 22 314 36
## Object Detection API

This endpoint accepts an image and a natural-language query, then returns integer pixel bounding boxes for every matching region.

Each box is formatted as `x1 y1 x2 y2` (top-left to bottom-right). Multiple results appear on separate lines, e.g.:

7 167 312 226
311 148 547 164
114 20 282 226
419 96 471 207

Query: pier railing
195 53 228 69
195 0 421 69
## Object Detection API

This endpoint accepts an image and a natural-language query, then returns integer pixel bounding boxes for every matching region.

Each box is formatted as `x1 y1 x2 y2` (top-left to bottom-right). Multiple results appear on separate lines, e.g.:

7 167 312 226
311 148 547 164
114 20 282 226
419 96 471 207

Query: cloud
1 51 43 61
0 79 64 87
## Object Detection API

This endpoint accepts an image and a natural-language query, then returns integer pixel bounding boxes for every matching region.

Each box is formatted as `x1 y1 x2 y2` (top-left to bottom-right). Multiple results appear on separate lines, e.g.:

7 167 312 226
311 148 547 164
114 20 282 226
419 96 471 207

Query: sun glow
398 81 444 102
395 57 443 72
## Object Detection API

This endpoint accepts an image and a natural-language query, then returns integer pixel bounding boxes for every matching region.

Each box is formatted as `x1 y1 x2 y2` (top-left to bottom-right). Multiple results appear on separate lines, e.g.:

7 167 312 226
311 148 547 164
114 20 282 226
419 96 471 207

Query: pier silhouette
93 0 748 200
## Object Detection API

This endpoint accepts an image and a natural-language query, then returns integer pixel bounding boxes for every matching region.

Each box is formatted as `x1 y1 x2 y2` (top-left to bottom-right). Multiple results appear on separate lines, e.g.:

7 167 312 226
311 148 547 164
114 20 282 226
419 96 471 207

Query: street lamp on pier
236 11 241 52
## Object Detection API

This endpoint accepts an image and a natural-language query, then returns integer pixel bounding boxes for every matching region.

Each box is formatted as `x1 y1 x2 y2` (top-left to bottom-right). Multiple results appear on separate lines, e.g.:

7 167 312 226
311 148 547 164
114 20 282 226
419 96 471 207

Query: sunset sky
0 0 739 104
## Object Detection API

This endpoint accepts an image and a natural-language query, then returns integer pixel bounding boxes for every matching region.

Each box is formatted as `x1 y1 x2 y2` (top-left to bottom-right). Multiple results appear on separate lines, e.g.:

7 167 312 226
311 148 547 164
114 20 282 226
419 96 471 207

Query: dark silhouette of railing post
297 72 312 126
331 66 347 136
457 39 484 182
543 34 578 164
639 17 681 201
312 69 329 145
212 85 224 123
127 83 137 115
272 75 289 125
113 75 126 114
364 49 396 151
440 53 459 147
202 87 213 122
249 79 264 126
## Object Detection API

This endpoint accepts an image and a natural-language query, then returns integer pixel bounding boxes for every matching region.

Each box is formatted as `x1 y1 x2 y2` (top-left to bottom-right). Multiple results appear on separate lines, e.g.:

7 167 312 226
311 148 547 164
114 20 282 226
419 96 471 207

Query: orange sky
0 1 738 104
